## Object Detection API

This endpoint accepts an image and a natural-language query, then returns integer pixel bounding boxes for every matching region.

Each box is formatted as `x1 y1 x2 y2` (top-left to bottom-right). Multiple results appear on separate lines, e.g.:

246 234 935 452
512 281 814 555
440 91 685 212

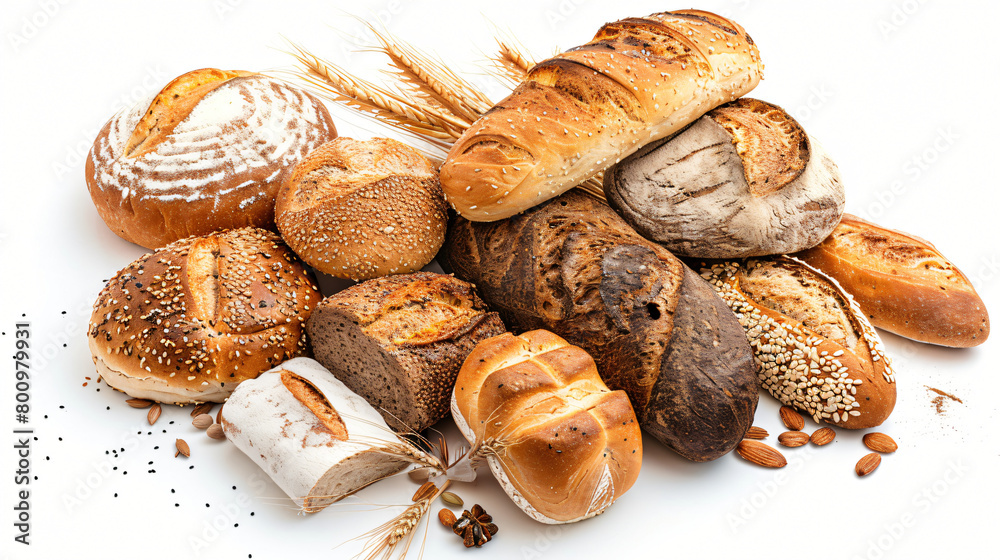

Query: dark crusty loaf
794 214 989 347
439 190 758 461
306 272 505 432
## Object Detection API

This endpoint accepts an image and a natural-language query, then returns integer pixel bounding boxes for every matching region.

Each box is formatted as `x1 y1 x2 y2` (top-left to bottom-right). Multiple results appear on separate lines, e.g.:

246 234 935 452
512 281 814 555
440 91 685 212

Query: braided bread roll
440 9 763 221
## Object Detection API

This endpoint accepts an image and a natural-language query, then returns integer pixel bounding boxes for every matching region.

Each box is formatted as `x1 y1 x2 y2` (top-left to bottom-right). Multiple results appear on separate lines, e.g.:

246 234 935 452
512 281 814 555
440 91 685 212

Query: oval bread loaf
794 214 989 347
440 10 763 221
699 257 896 429
452 330 642 524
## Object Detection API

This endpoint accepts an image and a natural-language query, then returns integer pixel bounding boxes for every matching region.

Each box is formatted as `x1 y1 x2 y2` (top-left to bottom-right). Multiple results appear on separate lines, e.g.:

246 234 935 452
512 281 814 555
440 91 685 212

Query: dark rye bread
438 190 758 461
306 272 505 433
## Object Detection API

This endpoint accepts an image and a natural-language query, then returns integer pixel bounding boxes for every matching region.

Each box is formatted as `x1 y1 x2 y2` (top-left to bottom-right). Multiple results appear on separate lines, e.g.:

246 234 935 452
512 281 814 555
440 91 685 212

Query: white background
2 1 999 559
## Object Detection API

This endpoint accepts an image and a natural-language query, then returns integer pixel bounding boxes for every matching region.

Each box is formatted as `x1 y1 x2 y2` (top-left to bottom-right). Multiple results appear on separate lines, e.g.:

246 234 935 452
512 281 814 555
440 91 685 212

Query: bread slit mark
280 370 349 441
186 237 222 326
123 68 257 158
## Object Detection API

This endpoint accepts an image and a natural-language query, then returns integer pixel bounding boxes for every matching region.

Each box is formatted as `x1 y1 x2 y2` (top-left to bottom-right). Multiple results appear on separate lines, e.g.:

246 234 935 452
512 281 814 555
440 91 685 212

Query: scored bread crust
699 257 896 429
275 137 448 281
794 214 990 347
451 330 641 524
440 9 763 221
86 69 337 249
604 98 844 258
88 228 321 404
307 272 505 433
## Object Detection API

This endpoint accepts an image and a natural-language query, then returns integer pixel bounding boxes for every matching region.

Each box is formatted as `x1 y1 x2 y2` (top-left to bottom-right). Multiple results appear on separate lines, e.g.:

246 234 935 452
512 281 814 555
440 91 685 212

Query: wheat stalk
492 38 535 83
359 480 451 560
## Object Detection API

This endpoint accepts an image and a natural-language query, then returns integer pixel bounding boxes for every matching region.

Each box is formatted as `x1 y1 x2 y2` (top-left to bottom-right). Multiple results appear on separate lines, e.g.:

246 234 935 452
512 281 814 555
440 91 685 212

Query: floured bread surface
86 69 337 249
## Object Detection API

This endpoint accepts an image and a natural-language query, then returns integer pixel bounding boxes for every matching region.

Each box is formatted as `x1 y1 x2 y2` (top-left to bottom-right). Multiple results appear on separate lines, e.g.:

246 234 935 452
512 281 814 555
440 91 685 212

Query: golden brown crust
794 214 989 347
275 137 448 280
453 330 641 523
88 228 321 404
440 9 763 221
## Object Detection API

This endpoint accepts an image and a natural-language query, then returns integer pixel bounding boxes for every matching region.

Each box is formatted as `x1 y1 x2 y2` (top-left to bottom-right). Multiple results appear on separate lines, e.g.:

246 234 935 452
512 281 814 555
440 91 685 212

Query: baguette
794 214 989 347
440 10 763 221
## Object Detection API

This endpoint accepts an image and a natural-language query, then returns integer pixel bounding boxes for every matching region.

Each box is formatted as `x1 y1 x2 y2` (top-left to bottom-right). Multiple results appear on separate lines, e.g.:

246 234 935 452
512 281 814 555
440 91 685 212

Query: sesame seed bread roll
440 9 763 221
275 137 448 281
87 228 321 405
452 330 642 524
794 214 989 347
86 68 337 249
307 272 505 433
699 257 896 429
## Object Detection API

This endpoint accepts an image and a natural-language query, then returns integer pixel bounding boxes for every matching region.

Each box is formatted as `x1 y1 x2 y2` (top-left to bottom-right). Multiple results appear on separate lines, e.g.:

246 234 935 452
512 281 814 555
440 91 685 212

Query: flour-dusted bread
699 257 896 429
275 137 448 281
221 358 413 512
604 98 844 258
794 214 989 347
452 330 641 524
307 272 505 433
439 190 758 461
440 10 763 221
87 68 336 249
88 228 320 404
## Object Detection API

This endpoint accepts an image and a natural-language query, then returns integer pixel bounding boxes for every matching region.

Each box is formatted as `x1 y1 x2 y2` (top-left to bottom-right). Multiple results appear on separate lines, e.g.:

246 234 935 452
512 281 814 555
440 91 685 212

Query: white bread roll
221 358 412 512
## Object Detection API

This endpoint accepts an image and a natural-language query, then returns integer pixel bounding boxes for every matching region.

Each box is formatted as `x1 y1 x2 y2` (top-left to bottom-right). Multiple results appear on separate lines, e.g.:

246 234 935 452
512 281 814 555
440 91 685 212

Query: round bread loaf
88 228 321 405
604 98 844 258
86 68 337 249
452 330 642 524
275 137 448 281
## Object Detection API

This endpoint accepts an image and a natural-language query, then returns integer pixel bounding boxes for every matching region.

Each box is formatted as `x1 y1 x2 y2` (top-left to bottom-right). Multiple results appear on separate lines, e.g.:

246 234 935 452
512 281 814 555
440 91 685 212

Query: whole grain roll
86 68 337 249
275 137 448 281
88 228 321 405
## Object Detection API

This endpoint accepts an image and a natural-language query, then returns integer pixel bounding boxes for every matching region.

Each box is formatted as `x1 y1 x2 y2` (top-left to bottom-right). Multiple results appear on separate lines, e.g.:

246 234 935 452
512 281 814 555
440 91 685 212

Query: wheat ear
359 479 452 560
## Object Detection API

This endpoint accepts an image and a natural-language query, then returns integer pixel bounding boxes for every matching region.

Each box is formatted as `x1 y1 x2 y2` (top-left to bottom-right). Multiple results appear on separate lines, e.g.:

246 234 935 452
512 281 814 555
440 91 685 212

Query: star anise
452 504 498 548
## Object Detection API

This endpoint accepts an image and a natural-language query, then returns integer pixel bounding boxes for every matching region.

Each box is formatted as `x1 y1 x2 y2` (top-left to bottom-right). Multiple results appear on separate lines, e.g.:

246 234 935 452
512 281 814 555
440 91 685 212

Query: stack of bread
83 7 988 532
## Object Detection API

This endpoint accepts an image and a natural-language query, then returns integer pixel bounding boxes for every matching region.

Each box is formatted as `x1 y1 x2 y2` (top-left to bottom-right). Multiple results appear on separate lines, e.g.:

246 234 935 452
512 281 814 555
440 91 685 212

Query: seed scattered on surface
408 467 432 483
438 508 457 528
191 403 214 417
216 405 224 425
147 403 161 425
736 440 787 468
745 426 768 439
863 432 898 453
811 427 835 446
175 439 190 458
778 431 809 447
206 424 225 440
127 398 153 409
441 491 464 507
856 452 881 476
193 414 214 430
779 406 805 431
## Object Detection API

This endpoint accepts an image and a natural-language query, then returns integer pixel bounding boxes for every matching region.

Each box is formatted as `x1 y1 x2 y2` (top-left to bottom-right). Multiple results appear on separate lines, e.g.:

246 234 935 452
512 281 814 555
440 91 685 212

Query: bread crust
86 69 337 249
439 190 758 460
794 214 989 347
275 137 448 280
88 228 320 404
440 10 763 221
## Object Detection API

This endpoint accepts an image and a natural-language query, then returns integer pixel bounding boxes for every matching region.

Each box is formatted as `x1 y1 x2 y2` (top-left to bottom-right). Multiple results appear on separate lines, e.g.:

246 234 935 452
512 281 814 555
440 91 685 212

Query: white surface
1 1 998 559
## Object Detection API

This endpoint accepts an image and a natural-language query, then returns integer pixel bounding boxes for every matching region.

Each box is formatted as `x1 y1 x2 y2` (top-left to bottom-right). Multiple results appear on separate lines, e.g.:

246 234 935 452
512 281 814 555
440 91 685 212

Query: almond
863 432 898 453
745 426 769 439
779 406 805 431
412 481 437 502
191 403 214 417
810 427 835 446
856 452 881 476
438 508 457 528
192 414 214 430
175 438 190 458
126 398 153 409
736 440 787 468
777 431 809 447
147 403 162 426
216 404 224 425
408 467 432 483
206 423 226 440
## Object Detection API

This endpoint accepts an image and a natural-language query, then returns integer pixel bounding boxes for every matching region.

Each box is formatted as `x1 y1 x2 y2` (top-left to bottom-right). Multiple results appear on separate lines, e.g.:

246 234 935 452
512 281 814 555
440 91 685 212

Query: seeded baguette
699 257 896 429
794 214 989 347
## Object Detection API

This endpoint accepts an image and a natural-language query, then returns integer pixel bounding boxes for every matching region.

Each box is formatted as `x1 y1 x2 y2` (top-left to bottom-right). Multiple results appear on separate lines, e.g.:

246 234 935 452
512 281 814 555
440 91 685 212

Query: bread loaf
87 68 336 249
307 272 505 432
275 137 448 280
221 358 412 512
699 257 896 429
452 330 641 524
604 98 844 257
88 228 320 404
440 10 763 221
439 190 758 461
794 214 989 347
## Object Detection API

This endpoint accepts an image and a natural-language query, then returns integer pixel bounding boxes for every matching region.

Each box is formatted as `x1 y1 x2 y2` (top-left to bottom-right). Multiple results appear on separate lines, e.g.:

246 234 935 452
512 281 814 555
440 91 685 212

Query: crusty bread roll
307 272 505 432
439 190 758 461
440 9 763 221
87 68 336 249
604 98 844 257
275 137 447 280
699 257 896 429
452 330 641 524
88 228 321 404
794 214 989 347
221 358 412 512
